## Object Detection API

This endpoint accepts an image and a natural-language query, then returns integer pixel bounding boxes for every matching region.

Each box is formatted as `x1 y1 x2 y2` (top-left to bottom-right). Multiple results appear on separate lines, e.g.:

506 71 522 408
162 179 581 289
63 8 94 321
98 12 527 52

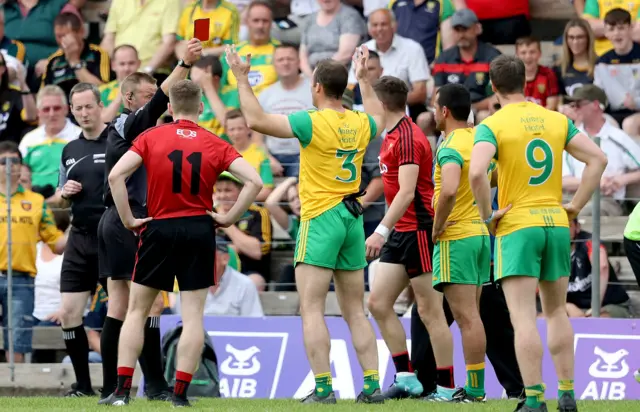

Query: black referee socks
100 316 123 396
62 325 92 392
139 316 168 394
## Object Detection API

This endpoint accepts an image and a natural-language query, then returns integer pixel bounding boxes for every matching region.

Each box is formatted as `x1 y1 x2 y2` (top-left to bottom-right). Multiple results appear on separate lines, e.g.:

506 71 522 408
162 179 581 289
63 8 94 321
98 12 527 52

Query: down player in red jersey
105 80 263 407
365 76 455 400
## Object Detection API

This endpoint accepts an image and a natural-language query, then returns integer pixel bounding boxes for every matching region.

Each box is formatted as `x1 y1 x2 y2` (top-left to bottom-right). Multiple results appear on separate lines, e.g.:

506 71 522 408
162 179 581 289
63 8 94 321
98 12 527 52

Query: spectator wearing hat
172 237 264 315
563 84 640 216
215 171 272 291
419 8 500 135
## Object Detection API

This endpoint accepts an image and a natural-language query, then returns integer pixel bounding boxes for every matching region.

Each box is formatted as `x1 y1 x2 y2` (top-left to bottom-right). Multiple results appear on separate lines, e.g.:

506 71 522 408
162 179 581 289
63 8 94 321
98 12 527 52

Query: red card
194 18 210 42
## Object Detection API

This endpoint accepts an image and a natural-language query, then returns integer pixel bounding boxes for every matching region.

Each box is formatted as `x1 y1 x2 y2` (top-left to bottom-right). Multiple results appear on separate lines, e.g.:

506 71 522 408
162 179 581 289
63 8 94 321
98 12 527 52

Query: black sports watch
178 59 192 69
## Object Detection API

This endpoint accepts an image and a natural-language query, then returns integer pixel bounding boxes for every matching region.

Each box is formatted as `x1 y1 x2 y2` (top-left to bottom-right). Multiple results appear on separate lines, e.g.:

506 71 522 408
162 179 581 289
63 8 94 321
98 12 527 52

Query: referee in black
97 38 203 403
54 83 108 397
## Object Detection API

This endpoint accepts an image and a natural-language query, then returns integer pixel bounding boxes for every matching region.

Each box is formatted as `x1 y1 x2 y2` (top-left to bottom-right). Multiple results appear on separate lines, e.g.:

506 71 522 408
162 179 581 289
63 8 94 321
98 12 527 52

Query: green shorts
432 235 491 292
294 202 366 271
494 226 570 282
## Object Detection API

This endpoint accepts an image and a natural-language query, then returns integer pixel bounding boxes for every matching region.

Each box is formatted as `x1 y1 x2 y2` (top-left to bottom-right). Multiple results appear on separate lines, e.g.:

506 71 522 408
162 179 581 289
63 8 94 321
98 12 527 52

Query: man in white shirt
173 239 264 317
256 43 313 177
19 85 81 201
563 85 640 216
347 8 430 110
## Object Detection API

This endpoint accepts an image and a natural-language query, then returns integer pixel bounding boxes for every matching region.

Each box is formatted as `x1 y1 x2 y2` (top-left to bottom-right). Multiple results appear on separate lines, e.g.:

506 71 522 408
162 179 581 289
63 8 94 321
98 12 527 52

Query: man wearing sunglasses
0 141 66 364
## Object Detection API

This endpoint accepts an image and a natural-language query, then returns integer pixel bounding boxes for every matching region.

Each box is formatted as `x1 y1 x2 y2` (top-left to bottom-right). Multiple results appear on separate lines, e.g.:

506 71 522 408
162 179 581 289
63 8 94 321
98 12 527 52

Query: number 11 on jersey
168 150 202 195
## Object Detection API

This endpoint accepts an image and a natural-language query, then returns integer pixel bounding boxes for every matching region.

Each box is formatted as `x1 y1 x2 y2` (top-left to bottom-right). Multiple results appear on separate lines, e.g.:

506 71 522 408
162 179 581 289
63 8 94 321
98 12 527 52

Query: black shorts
133 215 216 292
98 205 146 280
379 227 434 279
60 227 100 293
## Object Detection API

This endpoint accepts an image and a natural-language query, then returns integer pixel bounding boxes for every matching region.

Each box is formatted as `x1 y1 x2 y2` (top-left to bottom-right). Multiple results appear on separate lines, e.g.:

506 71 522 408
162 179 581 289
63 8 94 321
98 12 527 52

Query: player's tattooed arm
225 45 295 138
108 151 152 230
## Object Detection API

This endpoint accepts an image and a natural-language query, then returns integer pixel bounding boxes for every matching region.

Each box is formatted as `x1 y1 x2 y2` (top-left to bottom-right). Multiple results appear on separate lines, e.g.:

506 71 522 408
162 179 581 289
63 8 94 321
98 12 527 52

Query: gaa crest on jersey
177 129 197 139
447 74 460 84
238 220 249 231
21 200 32 211
475 72 485 85
537 83 546 94
2 102 9 112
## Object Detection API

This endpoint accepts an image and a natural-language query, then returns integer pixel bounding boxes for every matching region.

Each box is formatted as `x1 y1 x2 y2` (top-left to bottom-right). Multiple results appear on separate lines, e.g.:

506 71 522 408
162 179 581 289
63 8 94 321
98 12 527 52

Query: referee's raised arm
121 39 204 141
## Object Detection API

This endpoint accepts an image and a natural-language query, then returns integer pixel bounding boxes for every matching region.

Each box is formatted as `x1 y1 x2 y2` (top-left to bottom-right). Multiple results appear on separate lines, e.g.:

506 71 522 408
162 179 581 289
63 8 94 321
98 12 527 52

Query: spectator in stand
0 141 66 364
219 1 280 106
555 18 597 123
420 8 500 134
215 171 272 291
299 0 365 78
273 0 319 45
190 55 235 139
347 9 429 120
173 239 264 316
225 109 273 201
256 43 313 178
41 13 111 99
33 211 69 327
595 8 640 135
389 0 456 65
583 0 640 56
0 8 27 68
3 0 84 89
99 44 140 123
19 85 81 200
515 36 560 111
0 52 37 143
563 85 640 216
176 0 240 59
265 177 299 292
463 0 531 45
19 163 32 189
101 0 181 83
566 219 631 318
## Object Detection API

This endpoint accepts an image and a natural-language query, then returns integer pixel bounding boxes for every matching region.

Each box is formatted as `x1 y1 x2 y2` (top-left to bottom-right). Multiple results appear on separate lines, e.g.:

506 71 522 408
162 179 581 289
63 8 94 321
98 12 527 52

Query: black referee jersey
103 87 169 208
59 127 109 231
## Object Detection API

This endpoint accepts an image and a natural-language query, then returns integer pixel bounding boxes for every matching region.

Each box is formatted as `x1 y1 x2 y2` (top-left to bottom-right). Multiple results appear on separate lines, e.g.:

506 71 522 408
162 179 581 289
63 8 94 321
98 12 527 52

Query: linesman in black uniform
97 38 203 403
51 83 108 397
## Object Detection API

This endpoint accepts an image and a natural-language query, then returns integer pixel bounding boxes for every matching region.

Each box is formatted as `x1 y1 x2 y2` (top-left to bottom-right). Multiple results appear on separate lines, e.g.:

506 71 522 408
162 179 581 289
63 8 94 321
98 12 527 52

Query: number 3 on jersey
168 150 202 195
336 149 358 183
526 139 553 186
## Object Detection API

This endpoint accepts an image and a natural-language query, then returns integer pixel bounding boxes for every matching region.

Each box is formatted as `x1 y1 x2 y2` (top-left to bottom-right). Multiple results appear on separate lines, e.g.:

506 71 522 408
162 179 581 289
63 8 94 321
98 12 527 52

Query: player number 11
168 150 202 195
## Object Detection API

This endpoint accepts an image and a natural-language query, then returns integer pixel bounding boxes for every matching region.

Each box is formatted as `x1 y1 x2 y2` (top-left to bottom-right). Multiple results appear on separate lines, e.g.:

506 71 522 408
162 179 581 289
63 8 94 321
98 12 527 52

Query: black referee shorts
379 225 434 278
98 205 145 281
60 227 100 294
133 215 216 292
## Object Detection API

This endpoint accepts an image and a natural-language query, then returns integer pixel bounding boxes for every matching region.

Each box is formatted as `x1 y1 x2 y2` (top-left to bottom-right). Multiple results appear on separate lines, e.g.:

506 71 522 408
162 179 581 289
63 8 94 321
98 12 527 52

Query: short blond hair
169 80 202 116
36 85 67 109
120 72 156 97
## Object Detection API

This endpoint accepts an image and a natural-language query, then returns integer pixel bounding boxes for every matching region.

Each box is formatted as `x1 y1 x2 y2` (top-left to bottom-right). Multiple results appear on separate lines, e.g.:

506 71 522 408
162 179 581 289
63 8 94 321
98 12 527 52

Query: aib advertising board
139 316 640 400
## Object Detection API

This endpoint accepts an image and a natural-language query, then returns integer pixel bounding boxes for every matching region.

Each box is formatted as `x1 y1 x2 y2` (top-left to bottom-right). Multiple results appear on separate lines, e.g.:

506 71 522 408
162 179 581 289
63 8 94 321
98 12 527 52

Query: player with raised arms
226 44 386 403
432 83 508 402
469 55 608 412
103 79 263 406
364 76 456 401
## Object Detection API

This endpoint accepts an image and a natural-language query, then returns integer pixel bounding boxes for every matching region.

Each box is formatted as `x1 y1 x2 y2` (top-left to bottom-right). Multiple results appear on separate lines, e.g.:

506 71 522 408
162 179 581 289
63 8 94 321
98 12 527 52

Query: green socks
558 379 575 399
314 372 332 397
525 383 546 408
465 362 486 398
363 370 380 395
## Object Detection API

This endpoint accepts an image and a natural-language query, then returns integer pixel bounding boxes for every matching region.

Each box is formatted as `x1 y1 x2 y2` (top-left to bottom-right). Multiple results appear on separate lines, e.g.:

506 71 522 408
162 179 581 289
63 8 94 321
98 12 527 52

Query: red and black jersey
379 116 434 232
130 119 241 220
524 65 559 107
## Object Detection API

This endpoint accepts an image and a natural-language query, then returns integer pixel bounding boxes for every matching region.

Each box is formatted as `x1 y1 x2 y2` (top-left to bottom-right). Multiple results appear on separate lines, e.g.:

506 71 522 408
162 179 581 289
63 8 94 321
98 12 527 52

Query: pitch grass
0 398 639 411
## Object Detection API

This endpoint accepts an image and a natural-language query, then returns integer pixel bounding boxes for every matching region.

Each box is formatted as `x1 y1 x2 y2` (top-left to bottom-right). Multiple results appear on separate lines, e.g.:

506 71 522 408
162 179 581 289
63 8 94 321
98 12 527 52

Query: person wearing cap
215 171 272 291
172 237 263 317
563 84 640 216
421 8 501 137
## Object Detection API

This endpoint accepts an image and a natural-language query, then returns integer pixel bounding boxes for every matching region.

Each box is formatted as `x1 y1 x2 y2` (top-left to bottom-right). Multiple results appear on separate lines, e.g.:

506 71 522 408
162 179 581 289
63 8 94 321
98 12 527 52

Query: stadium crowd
0 0 638 382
